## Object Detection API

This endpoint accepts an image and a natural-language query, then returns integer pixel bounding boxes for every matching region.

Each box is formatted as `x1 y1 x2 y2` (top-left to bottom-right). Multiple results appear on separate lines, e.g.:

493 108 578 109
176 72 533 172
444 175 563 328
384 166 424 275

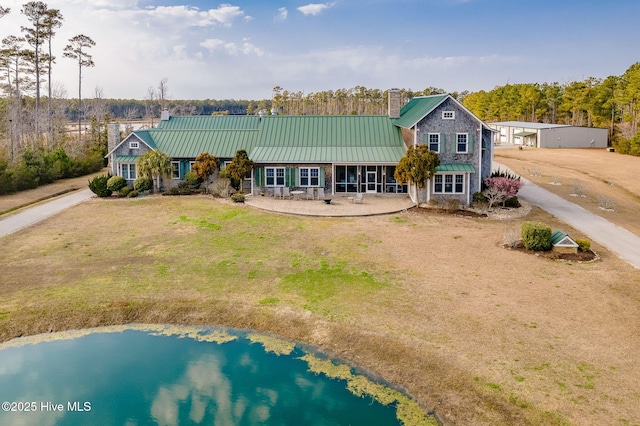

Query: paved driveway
0 189 94 238
496 163 640 270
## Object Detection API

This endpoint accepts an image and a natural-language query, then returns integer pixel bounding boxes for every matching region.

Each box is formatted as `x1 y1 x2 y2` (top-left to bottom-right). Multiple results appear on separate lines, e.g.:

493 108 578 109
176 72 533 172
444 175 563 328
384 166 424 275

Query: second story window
456 133 468 153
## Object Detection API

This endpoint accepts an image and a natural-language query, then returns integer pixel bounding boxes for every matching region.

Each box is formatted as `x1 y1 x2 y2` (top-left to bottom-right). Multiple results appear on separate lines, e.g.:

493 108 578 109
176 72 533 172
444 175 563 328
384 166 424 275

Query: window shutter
422 133 429 145
285 168 296 186
254 167 264 186
450 133 456 152
319 167 325 186
468 133 474 154
440 133 447 152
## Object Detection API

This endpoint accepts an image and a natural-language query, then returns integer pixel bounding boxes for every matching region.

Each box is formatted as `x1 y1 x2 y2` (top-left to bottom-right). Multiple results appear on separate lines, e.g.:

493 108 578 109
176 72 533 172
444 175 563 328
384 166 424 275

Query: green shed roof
114 155 139 163
250 146 406 163
133 130 157 149
393 94 449 129
436 163 475 173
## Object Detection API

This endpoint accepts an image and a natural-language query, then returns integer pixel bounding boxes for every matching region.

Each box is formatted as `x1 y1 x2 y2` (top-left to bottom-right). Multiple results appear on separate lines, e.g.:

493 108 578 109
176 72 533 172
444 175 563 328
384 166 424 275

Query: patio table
291 190 304 200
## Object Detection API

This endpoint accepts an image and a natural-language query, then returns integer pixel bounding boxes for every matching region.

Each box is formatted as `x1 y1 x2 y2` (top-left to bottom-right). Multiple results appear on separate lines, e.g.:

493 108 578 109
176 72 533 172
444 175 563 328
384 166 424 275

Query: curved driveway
0 189 94 238
496 163 640 270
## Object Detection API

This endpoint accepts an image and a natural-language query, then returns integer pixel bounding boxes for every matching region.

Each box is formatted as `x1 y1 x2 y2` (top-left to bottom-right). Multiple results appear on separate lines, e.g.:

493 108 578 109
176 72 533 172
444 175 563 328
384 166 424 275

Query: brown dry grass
1 191 639 425
495 148 640 236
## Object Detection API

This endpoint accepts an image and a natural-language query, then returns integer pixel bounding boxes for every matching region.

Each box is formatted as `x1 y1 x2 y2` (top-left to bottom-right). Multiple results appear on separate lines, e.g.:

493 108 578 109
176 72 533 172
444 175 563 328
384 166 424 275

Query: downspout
414 126 419 205
477 127 482 206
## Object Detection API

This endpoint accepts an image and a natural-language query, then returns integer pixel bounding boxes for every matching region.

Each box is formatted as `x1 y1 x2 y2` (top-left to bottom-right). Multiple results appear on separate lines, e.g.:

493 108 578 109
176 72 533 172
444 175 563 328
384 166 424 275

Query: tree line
461 63 640 154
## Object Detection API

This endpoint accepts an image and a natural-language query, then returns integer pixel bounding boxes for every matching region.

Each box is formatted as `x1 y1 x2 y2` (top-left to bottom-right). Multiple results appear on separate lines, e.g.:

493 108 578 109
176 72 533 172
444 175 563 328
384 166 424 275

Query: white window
121 164 136 180
299 167 320 186
456 133 468 153
188 161 195 173
129 141 139 149
428 134 440 152
265 167 285 186
171 161 180 179
433 174 465 194
442 111 455 120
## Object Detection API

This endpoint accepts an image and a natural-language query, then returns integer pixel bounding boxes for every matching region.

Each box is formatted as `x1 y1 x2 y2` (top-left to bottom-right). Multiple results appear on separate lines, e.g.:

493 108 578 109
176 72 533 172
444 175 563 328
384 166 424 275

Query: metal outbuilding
490 121 608 148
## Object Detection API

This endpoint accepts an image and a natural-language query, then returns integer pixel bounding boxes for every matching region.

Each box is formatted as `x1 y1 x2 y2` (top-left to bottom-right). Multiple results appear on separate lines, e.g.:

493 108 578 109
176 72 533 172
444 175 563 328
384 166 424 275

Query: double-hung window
299 167 319 186
428 134 440 152
265 167 285 186
121 164 136 180
433 174 465 194
171 161 180 179
456 133 468 153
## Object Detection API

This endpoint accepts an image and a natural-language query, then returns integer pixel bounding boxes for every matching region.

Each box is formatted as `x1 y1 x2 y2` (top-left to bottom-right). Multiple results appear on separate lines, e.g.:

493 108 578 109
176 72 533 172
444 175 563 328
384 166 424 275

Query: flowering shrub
483 177 524 209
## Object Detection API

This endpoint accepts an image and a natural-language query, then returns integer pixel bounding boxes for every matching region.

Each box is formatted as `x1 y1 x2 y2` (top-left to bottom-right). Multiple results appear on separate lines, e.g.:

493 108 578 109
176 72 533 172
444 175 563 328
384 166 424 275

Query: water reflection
0 326 406 426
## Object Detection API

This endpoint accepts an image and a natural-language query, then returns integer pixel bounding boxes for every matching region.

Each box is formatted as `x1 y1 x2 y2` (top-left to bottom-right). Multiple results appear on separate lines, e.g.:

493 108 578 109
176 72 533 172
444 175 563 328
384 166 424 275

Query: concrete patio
244 193 415 217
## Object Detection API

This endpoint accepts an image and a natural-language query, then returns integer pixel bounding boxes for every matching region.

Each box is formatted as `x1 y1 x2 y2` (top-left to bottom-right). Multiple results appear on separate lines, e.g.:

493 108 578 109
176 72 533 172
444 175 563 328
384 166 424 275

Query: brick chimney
388 88 400 118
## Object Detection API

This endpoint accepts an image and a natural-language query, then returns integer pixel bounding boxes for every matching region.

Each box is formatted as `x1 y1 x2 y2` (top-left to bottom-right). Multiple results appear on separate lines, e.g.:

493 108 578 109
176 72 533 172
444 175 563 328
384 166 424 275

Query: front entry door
366 169 377 193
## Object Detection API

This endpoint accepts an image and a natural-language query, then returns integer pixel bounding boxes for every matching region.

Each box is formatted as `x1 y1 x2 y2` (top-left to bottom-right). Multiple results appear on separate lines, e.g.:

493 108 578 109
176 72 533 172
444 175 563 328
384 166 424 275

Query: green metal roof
156 115 261 130
257 115 403 147
250 115 405 163
393 94 449 129
436 163 475 173
148 129 259 158
114 155 139 163
514 131 537 137
133 130 157 149
250 146 406 163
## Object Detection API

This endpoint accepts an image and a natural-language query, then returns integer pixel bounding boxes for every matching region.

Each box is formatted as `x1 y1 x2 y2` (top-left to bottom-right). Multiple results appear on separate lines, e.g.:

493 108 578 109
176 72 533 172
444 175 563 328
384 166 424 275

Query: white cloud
199 38 264 57
297 2 335 16
274 7 288 22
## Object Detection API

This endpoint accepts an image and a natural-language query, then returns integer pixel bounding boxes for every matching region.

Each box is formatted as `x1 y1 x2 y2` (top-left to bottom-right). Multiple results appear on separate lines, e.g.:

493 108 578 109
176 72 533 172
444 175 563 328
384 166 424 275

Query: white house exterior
490 121 608 148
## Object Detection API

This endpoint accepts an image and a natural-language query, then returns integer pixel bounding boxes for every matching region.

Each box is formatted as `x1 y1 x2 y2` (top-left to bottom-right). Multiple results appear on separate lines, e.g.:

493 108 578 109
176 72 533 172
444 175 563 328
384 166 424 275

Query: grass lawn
1 194 639 425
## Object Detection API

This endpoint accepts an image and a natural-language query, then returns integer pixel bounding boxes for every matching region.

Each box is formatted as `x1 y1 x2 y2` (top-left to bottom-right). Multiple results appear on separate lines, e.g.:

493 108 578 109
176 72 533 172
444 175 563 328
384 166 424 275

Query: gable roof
393 94 449 129
250 115 405 163
147 128 259 158
551 230 579 247
156 115 261 130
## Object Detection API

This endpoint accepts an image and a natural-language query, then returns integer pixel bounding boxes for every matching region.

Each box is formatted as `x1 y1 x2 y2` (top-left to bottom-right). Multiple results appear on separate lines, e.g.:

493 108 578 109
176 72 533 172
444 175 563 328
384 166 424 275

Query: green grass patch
280 259 387 309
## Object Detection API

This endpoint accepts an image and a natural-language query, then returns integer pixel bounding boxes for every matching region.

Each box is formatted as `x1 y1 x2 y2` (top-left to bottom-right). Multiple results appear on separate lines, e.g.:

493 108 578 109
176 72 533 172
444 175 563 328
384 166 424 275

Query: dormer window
442 111 455 120
129 141 139 149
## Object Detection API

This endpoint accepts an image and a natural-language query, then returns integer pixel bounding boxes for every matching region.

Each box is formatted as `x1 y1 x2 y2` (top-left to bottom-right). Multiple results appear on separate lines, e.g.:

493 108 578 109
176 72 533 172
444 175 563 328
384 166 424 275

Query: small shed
551 230 579 254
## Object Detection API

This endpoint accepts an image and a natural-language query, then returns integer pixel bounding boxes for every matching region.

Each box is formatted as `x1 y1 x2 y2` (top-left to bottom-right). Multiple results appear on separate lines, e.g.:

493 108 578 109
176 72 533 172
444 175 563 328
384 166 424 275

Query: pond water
0 325 418 426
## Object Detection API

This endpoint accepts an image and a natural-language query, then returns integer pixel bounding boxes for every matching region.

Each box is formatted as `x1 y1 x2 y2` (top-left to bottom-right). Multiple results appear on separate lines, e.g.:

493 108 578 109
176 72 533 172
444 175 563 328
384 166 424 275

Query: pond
0 325 432 425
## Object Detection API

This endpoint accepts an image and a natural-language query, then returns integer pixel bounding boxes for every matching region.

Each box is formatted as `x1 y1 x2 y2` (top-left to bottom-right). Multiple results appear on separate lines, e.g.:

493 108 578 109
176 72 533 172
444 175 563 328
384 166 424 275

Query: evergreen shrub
521 221 552 251
107 176 127 192
88 174 113 197
133 177 153 192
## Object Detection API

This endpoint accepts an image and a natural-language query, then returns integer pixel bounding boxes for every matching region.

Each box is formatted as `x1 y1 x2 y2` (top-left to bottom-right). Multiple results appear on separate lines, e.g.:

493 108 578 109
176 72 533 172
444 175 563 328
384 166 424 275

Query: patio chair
349 193 364 204
274 187 282 199
282 187 292 199
306 187 314 200
317 188 325 200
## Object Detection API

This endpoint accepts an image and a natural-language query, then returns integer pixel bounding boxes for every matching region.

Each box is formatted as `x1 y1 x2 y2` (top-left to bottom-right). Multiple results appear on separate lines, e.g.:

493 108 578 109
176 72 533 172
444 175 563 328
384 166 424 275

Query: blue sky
1 0 638 100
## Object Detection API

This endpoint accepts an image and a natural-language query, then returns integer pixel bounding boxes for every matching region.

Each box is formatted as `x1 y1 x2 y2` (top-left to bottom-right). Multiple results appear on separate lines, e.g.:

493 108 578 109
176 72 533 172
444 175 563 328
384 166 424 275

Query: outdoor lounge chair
282 187 292 199
306 188 314 200
274 187 282 199
349 193 364 204
317 188 325 200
